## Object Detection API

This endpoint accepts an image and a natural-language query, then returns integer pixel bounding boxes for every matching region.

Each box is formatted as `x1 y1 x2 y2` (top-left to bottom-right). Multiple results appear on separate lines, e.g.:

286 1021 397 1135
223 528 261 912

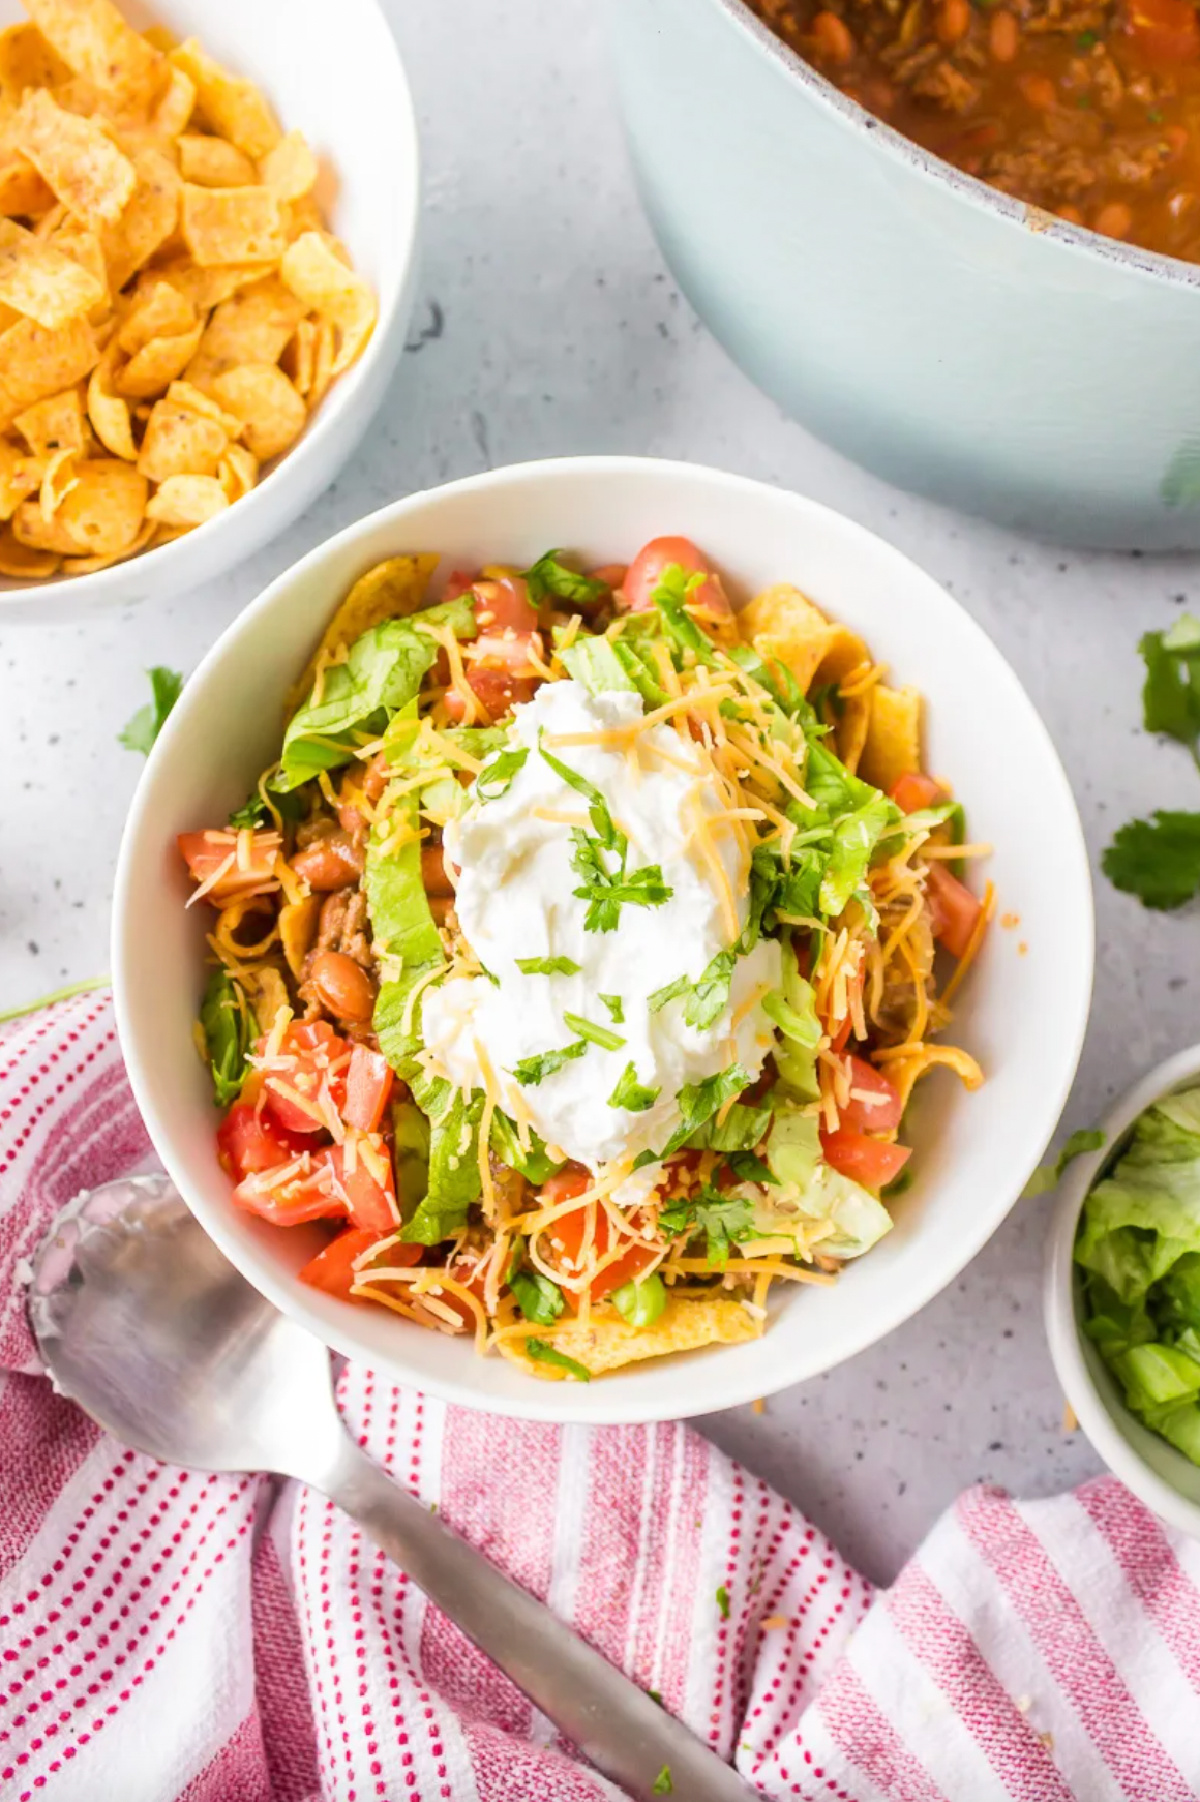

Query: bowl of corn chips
0 0 418 618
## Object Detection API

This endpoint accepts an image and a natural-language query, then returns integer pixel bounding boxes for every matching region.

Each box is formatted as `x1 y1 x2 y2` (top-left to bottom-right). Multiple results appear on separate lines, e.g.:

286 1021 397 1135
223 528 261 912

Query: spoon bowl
27 1174 757 1802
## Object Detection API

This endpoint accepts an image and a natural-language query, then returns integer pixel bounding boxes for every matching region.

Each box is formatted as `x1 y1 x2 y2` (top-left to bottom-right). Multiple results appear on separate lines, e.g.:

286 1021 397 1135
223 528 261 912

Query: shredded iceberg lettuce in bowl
1046 1044 1200 1539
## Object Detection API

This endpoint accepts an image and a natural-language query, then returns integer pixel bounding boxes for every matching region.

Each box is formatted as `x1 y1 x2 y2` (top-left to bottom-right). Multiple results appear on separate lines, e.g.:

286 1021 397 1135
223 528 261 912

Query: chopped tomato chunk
621 535 732 621
217 1101 308 1182
260 1019 351 1136
890 772 943 814
838 1056 904 1133
538 1165 657 1306
178 828 281 904
343 1045 394 1134
820 1128 911 1190
298 1227 416 1301
329 1132 400 1234
443 665 535 723
231 1152 348 1226
925 861 983 960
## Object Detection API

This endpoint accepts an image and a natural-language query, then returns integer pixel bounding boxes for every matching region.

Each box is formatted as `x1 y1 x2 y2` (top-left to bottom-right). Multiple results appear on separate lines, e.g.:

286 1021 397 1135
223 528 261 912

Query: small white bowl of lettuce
1047 1045 1200 1537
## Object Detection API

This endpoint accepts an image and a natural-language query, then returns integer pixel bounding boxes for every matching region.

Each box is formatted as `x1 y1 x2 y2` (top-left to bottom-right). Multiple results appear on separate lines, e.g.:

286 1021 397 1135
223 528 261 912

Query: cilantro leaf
510 1267 565 1325
564 1011 626 1051
652 1767 673 1796
118 665 183 755
476 746 529 802
684 947 736 1030
570 829 672 933
524 549 608 608
608 1062 661 1111
512 1040 590 1086
540 739 625 853
1103 811 1200 909
516 955 581 976
599 992 624 1023
648 974 690 1013
660 1063 751 1159
715 1585 731 1620
525 1338 591 1381
726 1148 777 1185
659 1183 755 1266
1141 614 1200 764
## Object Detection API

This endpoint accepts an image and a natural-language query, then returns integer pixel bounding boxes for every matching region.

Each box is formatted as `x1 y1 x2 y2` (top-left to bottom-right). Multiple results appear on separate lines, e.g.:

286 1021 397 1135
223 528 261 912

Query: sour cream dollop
421 679 780 1180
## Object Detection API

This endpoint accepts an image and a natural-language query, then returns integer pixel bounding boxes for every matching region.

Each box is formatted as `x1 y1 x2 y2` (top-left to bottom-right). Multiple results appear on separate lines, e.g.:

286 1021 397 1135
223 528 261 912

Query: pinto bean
292 829 364 891
308 950 376 1025
421 844 454 896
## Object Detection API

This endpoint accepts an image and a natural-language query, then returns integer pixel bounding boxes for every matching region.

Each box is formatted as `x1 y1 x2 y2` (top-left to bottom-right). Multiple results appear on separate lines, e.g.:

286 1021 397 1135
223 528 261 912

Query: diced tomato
443 666 535 723
260 1019 351 1136
890 772 943 814
178 828 281 904
232 1152 348 1226
443 568 478 601
819 1128 911 1191
620 535 732 621
1123 0 1200 60
538 1165 657 1306
588 563 628 592
925 862 983 960
298 1227 418 1301
343 1045 394 1134
472 575 538 635
217 1101 309 1182
838 1056 904 1133
329 1132 400 1234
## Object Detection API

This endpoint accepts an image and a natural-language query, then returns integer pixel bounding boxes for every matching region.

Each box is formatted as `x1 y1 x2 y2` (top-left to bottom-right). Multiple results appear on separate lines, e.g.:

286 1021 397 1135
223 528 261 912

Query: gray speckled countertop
2 0 1197 1586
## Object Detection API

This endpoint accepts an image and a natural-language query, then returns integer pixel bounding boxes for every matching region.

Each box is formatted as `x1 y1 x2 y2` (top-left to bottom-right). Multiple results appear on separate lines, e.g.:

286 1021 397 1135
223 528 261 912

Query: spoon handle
322 1431 759 1802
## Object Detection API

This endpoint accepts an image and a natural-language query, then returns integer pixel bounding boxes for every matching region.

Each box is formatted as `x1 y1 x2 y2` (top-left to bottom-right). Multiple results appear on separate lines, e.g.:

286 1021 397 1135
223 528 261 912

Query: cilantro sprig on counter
1104 616 1200 909
118 666 183 755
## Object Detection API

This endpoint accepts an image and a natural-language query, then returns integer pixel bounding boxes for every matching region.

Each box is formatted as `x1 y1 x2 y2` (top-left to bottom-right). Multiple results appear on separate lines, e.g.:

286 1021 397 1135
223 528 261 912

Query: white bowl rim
0 0 419 618
115 452 1096 1423
710 0 1200 292
1045 1041 1200 1539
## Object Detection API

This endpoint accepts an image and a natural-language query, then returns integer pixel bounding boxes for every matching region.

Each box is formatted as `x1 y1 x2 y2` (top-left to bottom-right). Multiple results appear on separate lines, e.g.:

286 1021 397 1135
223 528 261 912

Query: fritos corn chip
0 0 376 587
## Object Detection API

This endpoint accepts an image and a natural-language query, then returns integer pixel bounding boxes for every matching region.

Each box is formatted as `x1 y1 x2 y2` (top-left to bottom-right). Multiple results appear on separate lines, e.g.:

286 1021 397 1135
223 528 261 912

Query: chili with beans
747 0 1200 262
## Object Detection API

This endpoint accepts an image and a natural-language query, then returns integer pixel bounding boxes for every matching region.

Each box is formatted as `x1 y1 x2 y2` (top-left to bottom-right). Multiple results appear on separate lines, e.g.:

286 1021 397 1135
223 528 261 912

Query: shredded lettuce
199 968 249 1108
558 635 638 696
612 1272 667 1327
1076 1084 1200 1465
277 596 476 790
765 943 821 1101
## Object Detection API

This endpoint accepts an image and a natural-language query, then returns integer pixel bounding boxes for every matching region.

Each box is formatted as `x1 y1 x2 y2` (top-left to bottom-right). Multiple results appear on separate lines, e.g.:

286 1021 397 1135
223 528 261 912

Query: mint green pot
608 0 1200 549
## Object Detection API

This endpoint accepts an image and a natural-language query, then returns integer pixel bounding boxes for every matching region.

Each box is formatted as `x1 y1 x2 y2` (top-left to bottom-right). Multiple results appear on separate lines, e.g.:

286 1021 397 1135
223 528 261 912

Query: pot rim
708 0 1200 291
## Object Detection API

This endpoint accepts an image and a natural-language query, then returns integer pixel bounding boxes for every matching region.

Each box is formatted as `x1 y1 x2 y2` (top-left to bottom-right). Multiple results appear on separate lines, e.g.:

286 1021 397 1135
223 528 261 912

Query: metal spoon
27 1175 759 1802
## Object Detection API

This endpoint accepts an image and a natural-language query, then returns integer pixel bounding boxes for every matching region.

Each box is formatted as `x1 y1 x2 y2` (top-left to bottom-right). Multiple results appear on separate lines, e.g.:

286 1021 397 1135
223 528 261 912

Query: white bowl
1 0 418 624
1045 1045 1200 1539
113 456 1094 1423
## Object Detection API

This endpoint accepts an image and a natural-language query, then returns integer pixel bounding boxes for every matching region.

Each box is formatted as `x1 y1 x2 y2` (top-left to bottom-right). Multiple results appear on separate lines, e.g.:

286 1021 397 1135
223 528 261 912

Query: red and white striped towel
2 993 1199 1802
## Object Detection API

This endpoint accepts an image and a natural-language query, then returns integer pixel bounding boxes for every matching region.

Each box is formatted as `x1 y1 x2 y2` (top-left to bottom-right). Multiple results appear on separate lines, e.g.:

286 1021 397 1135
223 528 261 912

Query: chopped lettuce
759 1107 892 1258
373 962 485 1243
489 1110 562 1185
401 1083 485 1243
277 596 476 790
1076 1084 1200 1466
364 786 443 970
199 967 249 1108
558 635 638 696
392 1098 431 1220
765 943 821 1101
